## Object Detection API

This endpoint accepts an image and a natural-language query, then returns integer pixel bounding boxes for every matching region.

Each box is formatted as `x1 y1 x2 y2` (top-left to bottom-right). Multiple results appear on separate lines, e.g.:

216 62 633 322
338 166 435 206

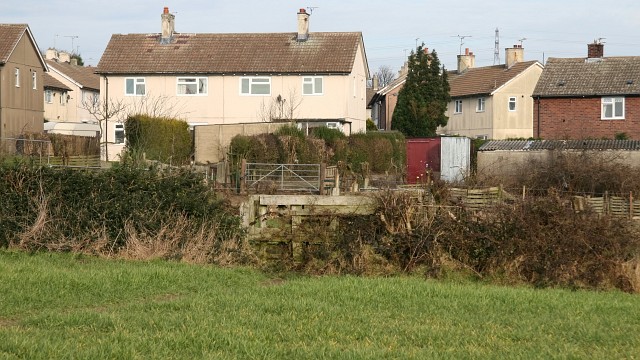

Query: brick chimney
457 48 475 73
161 6 175 43
588 41 604 59
505 44 524 68
297 8 310 42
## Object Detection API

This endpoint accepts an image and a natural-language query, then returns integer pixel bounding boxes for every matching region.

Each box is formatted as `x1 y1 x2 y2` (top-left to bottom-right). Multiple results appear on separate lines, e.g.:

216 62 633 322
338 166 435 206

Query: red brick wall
534 97 640 139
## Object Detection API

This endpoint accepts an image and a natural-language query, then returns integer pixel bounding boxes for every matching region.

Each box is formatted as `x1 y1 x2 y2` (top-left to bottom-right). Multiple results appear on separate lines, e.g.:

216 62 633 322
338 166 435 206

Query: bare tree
373 65 396 88
81 95 128 162
82 92 188 162
258 89 303 122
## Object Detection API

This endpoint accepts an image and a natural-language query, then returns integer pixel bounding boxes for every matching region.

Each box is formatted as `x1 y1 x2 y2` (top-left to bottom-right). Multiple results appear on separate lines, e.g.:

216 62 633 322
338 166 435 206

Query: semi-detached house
96 8 369 144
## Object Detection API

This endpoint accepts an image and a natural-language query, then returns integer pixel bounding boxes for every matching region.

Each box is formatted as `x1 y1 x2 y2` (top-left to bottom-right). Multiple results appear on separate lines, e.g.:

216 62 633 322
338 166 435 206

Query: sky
3 0 640 76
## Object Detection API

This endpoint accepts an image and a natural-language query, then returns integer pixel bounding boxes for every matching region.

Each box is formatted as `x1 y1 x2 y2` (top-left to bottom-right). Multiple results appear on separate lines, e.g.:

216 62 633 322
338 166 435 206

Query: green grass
1 251 639 359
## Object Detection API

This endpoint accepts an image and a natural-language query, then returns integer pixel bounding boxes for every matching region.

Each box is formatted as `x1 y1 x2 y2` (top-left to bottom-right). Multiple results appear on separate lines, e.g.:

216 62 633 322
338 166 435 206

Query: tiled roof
533 57 640 97
97 32 362 75
0 24 27 64
448 61 540 98
479 139 640 151
44 73 72 91
46 60 100 91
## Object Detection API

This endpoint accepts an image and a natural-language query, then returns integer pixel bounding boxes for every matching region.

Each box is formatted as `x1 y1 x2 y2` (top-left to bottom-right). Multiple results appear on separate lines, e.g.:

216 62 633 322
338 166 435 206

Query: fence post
319 163 326 195
630 191 634 219
240 159 247 194
522 185 526 200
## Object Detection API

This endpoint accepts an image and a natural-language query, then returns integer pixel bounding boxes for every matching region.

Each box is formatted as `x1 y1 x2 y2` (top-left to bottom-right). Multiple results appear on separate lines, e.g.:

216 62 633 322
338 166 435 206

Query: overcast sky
3 0 640 75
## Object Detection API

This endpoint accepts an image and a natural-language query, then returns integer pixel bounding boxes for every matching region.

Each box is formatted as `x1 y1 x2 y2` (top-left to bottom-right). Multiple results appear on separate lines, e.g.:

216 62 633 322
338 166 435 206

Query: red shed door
406 138 441 184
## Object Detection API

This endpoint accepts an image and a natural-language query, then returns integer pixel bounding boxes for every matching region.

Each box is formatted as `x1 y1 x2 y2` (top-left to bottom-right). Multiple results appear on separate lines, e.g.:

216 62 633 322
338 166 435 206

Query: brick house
533 42 640 139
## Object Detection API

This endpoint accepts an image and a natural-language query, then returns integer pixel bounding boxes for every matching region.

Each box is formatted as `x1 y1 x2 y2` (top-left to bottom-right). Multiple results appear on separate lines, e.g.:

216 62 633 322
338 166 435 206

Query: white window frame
14 68 20 87
32 72 37 90
114 124 125 144
45 90 53 104
508 97 517 112
177 77 208 96
240 77 271 96
60 92 66 106
454 100 463 114
125 77 146 96
601 97 625 120
476 97 485 112
302 76 323 95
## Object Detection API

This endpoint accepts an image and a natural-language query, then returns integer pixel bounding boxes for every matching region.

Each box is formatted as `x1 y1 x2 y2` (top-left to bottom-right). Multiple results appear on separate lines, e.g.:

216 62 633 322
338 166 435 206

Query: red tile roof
97 32 363 75
448 61 540 98
43 73 72 91
533 57 640 97
46 60 100 91
0 24 28 64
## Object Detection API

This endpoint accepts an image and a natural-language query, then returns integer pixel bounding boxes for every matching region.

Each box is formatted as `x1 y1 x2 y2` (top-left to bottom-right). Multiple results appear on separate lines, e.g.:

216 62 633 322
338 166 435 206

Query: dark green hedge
0 162 238 249
125 115 192 165
229 126 406 174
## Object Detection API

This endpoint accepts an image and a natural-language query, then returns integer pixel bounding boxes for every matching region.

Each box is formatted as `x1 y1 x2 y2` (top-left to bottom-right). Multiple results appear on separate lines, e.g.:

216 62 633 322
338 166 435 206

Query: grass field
1 250 639 359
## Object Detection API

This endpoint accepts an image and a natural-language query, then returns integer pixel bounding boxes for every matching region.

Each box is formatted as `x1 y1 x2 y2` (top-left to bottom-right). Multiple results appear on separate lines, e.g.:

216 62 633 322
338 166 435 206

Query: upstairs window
125 78 146 96
477 97 485 112
303 76 323 95
240 77 270 95
14 68 20 87
601 97 624 119
177 77 208 95
454 100 463 114
508 97 517 111
32 72 37 90
45 90 53 103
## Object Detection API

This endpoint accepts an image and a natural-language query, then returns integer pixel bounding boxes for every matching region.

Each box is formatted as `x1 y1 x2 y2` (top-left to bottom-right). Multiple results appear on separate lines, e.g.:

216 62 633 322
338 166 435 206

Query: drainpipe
536 96 541 138
104 75 109 162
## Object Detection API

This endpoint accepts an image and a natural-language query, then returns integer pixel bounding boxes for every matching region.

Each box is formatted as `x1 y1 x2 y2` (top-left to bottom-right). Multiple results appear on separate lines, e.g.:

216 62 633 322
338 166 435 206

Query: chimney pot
465 48 469 55
297 8 310 42
164 6 169 14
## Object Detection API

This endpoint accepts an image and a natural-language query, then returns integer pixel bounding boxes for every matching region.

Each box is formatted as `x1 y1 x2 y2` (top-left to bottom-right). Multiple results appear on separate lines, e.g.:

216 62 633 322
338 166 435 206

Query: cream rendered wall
47 68 98 123
43 88 69 121
441 96 494 138
490 65 542 139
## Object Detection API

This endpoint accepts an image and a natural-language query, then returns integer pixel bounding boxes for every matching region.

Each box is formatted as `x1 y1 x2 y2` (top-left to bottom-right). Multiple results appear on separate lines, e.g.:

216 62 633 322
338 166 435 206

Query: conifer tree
391 44 450 137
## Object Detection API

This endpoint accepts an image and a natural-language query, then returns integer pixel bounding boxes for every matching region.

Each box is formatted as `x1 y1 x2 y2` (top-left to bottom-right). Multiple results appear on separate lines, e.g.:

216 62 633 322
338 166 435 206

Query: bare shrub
505 151 640 196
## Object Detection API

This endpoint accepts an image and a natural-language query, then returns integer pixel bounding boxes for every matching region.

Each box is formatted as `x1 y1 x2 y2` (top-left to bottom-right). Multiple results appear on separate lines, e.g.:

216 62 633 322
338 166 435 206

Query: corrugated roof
96 32 362 75
46 60 100 91
448 61 540 98
43 73 72 91
479 139 640 151
533 56 640 97
0 24 28 64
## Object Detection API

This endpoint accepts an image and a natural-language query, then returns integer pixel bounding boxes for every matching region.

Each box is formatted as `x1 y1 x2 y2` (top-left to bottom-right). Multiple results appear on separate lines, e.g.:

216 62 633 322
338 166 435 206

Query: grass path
1 250 638 359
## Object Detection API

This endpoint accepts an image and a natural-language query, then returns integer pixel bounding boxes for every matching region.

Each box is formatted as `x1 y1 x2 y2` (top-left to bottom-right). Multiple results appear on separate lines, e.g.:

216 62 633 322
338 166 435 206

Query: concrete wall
478 149 640 179
194 122 287 164
534 97 640 139
0 33 44 138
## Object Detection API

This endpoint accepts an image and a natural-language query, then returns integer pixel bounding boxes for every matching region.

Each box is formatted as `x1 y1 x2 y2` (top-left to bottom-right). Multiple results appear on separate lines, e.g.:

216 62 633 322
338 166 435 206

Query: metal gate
245 163 321 192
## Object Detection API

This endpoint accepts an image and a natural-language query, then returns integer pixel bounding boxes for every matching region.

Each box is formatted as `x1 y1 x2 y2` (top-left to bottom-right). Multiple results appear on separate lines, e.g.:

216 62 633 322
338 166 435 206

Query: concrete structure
0 24 47 139
477 139 640 179
533 41 640 139
439 46 543 140
97 8 370 137
194 122 287 164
